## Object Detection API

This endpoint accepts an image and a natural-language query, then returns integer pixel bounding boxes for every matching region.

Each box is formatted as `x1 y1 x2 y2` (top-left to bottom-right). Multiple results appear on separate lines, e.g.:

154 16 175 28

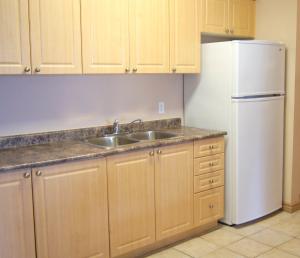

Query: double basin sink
86 131 177 149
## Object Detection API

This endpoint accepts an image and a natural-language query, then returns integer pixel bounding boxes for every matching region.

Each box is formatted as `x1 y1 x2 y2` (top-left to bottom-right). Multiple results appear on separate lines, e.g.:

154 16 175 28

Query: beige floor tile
270 222 300 237
227 238 272 257
201 228 244 247
146 248 191 258
278 238 300 256
257 249 299 258
202 248 247 258
249 228 292 247
257 212 294 227
222 223 266 236
174 237 218 258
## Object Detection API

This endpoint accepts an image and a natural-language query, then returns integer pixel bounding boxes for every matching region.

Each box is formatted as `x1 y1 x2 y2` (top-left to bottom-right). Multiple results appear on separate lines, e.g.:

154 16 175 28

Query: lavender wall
0 74 183 136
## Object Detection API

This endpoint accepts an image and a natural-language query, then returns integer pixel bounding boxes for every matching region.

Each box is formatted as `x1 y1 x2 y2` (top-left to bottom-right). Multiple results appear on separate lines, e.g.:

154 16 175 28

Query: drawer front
194 137 224 158
194 171 224 193
194 154 224 175
194 187 224 226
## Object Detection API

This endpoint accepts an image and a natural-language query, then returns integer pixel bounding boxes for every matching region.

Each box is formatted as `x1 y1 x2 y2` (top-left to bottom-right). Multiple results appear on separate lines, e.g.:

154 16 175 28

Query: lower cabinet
32 159 109 258
0 170 36 258
0 137 224 258
194 187 224 226
107 150 156 257
155 143 194 240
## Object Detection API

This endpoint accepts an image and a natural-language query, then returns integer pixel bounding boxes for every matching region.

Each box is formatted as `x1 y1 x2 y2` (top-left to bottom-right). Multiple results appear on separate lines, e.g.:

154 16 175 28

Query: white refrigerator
184 40 285 225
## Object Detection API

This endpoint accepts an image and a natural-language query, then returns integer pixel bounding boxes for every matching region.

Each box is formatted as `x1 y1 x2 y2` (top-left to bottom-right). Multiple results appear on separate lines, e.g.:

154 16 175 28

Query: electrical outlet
158 102 165 114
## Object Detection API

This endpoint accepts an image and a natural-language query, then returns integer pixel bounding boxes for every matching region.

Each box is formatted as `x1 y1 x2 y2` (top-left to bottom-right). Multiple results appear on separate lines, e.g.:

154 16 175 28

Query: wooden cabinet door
229 0 255 37
155 143 194 240
32 159 109 258
201 0 229 35
129 0 170 73
170 0 200 73
29 0 82 74
107 150 155 257
81 0 130 74
0 0 31 74
0 170 36 258
194 187 224 226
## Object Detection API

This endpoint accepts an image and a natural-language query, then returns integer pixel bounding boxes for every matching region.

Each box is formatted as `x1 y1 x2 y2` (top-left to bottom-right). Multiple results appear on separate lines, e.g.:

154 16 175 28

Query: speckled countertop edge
0 127 226 173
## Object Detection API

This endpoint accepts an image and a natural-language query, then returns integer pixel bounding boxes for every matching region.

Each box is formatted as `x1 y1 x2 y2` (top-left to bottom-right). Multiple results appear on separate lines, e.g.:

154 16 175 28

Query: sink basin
127 131 177 141
86 135 139 148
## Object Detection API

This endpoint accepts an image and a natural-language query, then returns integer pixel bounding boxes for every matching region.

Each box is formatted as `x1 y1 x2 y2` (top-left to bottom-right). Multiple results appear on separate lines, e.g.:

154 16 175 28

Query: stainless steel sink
127 131 177 141
86 135 139 148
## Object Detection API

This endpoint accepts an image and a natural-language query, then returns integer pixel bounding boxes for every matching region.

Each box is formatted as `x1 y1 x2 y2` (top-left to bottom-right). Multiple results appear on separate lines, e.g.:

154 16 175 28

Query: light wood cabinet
81 0 130 74
201 0 255 37
32 159 109 258
229 0 255 37
201 0 229 35
29 0 82 74
130 0 170 73
0 0 31 74
194 187 224 226
170 0 200 73
0 170 36 258
107 150 156 257
155 143 194 240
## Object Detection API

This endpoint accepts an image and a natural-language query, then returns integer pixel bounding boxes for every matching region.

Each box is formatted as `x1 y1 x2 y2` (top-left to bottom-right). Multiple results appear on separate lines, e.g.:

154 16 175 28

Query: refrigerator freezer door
232 42 285 97
231 96 284 224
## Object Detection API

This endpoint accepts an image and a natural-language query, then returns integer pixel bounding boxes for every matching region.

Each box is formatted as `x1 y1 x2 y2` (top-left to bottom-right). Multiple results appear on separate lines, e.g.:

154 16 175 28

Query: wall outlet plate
158 102 165 114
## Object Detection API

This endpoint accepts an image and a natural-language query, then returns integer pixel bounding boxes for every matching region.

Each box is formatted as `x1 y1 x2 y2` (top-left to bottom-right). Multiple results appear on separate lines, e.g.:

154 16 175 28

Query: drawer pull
209 204 214 209
209 179 215 184
23 172 31 179
149 151 154 157
209 145 216 150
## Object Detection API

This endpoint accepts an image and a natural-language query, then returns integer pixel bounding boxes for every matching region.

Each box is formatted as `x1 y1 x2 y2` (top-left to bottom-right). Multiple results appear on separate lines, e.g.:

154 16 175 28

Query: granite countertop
0 126 226 173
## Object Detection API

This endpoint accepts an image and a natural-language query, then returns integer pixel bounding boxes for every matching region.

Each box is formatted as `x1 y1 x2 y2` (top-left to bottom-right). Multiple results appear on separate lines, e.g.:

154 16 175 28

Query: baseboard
283 202 300 213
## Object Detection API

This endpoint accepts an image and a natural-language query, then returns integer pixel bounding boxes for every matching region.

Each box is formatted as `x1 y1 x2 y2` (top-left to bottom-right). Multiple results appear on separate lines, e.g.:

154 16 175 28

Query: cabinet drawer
194 154 224 175
194 171 224 193
194 137 224 158
194 187 224 226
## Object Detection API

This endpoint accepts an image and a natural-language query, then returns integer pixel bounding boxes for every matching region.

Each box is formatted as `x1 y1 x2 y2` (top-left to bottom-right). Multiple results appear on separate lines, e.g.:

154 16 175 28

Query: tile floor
146 210 300 258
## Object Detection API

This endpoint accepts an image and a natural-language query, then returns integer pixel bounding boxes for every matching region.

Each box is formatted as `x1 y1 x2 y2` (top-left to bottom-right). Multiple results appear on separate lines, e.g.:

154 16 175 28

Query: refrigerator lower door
231 96 284 225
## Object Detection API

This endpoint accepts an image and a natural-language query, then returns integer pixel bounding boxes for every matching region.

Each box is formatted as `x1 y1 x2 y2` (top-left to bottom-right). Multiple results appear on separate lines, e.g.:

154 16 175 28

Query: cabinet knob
149 151 154 156
125 67 130 73
172 68 177 73
225 28 230 33
132 68 137 72
36 170 42 176
209 179 214 184
230 29 234 34
23 172 31 179
157 150 162 155
209 204 214 209
24 66 31 73
35 67 41 73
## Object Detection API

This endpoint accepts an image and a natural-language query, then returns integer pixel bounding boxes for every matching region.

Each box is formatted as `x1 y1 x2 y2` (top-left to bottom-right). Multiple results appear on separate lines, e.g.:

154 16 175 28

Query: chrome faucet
112 119 143 134
112 120 121 134
127 118 143 127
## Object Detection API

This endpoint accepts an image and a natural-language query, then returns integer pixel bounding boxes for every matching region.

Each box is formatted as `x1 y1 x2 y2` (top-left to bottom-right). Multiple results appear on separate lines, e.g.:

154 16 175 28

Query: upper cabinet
0 0 31 74
201 0 255 37
130 0 170 73
170 0 200 73
29 0 82 74
229 0 255 37
0 0 200 75
81 0 130 74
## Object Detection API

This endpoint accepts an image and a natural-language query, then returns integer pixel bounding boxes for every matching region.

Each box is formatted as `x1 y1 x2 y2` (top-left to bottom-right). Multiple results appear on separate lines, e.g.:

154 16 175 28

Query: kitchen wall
292 2 300 207
0 75 183 136
256 0 300 208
